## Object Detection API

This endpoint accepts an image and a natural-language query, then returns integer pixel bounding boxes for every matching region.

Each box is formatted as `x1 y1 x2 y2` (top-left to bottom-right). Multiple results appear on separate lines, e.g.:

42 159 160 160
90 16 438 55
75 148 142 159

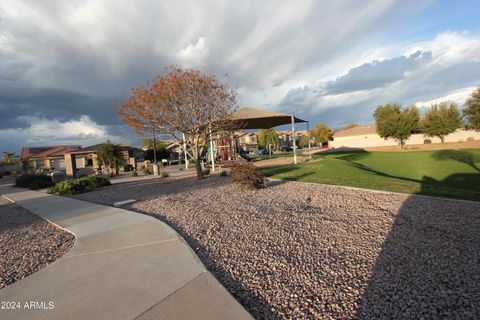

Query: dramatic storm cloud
0 0 479 152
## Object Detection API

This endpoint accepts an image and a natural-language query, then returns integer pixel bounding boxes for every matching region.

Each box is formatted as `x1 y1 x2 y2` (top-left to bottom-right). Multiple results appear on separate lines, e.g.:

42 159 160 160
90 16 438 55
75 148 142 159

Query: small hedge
142 168 151 175
16 174 52 188
230 163 266 190
47 176 111 195
161 172 169 178
30 179 54 190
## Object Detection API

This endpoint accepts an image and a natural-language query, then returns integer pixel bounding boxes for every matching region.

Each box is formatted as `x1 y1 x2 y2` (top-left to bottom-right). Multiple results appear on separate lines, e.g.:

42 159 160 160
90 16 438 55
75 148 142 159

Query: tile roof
21 145 81 160
68 144 142 154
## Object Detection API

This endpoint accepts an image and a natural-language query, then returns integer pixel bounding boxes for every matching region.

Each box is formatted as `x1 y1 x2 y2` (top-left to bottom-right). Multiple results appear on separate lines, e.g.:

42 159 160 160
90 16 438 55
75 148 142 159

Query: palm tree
2 152 16 165
96 142 126 176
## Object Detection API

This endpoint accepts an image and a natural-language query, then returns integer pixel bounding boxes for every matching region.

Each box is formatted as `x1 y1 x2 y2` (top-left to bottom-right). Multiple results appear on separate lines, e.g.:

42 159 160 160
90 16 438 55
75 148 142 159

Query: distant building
330 125 480 148
278 130 309 148
235 131 259 152
20 145 82 172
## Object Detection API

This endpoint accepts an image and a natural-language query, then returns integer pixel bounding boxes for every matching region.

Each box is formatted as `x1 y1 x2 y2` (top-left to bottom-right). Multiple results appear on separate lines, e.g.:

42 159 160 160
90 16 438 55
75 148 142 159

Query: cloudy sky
1 0 479 153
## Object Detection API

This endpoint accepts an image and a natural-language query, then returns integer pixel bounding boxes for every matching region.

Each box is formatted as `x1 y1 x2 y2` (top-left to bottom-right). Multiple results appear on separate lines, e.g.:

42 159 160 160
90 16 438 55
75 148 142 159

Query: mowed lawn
262 148 480 201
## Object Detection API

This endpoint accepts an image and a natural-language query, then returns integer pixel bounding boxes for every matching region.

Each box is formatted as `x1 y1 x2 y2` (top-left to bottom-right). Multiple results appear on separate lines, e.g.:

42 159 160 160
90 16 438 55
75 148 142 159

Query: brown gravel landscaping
0 196 75 289
72 176 480 319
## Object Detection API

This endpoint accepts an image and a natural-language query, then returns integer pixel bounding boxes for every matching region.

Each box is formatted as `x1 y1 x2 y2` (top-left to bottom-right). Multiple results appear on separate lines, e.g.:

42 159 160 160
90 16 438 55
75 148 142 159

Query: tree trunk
399 140 404 150
192 142 204 179
194 158 204 179
268 144 272 158
440 136 445 143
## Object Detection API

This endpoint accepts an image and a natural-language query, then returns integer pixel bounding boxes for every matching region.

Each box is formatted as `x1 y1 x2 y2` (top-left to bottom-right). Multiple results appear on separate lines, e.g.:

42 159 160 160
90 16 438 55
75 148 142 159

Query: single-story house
20 145 82 172
64 144 144 177
330 125 480 148
64 144 145 177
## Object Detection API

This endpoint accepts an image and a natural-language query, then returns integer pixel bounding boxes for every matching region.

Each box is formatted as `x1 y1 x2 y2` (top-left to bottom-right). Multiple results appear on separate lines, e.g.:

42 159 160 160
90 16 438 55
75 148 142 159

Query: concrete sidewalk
0 186 252 320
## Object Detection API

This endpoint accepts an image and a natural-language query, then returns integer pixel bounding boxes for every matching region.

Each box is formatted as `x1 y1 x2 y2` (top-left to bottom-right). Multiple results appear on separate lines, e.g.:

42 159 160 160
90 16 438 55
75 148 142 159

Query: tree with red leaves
116 66 238 179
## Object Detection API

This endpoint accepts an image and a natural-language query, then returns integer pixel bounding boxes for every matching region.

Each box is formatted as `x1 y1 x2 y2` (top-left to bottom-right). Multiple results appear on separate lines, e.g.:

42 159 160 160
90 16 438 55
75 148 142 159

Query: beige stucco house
20 145 82 172
64 144 144 177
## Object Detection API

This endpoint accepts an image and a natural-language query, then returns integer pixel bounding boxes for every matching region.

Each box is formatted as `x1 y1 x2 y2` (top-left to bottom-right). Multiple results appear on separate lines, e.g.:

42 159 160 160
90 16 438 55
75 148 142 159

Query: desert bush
16 174 51 188
230 163 266 190
220 170 228 177
30 179 54 190
142 168 151 175
47 176 111 195
467 136 475 142
161 172 169 178
130 171 138 177
423 139 432 144
203 168 210 176
458 139 464 143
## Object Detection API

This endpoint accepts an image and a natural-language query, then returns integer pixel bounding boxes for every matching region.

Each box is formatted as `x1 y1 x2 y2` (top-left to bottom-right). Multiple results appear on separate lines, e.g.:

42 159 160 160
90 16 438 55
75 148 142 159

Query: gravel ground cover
0 196 75 289
72 176 480 319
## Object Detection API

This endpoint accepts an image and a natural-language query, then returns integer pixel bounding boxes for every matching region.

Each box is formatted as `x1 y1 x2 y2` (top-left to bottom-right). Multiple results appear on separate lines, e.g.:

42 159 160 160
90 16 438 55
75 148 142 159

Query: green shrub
30 179 54 190
161 172 169 178
16 174 51 188
11 171 17 177
230 163 266 190
203 168 210 175
220 170 228 177
423 139 431 144
130 171 138 177
142 168 151 175
47 176 111 195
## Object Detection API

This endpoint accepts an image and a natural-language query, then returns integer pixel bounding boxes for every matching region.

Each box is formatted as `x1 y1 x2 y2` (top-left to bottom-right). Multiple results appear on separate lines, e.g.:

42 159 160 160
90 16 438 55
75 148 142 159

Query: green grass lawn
262 149 480 201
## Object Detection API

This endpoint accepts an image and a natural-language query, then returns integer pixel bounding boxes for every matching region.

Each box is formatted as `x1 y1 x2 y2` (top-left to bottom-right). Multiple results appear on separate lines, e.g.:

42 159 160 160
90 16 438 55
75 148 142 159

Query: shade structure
229 107 307 129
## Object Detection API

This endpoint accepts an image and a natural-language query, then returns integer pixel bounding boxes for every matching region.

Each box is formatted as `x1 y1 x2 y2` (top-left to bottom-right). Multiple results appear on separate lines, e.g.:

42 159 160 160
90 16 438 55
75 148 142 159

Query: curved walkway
0 186 252 320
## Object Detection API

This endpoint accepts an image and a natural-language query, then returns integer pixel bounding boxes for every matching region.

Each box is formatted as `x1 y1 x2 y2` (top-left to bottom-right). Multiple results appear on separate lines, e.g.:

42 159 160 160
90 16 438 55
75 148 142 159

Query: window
35 160 45 168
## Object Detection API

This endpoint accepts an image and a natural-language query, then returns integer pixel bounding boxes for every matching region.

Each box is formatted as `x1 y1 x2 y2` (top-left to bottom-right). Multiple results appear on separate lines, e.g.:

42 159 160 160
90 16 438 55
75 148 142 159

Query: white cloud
0 115 136 151
177 37 209 66
414 86 476 108
277 31 480 124
0 1 479 150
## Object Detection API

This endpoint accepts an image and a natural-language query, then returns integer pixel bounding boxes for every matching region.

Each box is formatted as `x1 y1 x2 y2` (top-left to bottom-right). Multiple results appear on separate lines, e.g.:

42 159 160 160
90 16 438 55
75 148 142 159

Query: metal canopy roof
229 107 307 129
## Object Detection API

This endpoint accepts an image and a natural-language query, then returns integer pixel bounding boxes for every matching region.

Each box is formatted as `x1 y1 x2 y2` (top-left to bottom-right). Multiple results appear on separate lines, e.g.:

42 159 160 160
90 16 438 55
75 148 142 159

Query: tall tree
115 86 160 165
96 142 126 177
117 66 238 179
310 123 332 145
374 103 419 149
421 102 463 143
258 128 279 156
463 87 480 131
297 136 309 148
142 138 170 161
